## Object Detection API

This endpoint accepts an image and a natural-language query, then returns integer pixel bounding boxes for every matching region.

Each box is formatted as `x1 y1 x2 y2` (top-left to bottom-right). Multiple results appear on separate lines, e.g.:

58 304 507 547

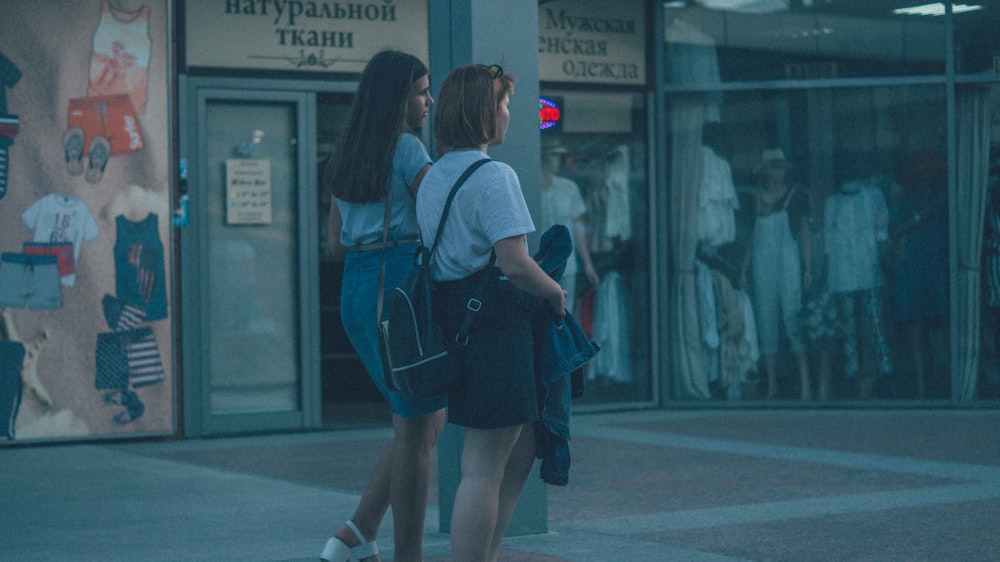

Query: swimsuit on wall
88 0 151 114
0 253 61 310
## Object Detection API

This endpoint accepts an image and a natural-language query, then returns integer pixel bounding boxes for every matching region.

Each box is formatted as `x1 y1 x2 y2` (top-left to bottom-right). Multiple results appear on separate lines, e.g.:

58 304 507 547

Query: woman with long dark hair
320 50 444 562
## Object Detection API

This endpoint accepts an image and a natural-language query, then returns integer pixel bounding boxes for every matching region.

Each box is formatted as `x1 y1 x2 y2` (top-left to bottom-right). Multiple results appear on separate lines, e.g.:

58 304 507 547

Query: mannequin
741 149 813 399
824 172 893 398
539 138 599 314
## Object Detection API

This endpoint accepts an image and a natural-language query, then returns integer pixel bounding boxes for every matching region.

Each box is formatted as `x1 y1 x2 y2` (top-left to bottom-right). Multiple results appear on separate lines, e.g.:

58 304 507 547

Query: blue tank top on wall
114 213 167 321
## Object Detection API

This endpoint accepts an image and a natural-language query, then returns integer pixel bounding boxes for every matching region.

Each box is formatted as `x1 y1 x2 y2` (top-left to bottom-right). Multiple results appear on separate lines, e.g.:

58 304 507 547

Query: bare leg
332 443 392 562
450 424 527 562
487 424 536 562
330 409 445 562
390 409 445 562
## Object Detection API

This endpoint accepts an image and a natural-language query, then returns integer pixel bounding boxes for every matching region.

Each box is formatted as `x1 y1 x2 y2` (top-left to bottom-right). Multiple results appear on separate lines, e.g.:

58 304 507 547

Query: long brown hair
323 51 428 203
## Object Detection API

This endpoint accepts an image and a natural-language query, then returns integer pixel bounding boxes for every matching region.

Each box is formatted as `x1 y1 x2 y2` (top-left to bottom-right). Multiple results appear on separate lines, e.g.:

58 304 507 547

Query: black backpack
377 158 492 401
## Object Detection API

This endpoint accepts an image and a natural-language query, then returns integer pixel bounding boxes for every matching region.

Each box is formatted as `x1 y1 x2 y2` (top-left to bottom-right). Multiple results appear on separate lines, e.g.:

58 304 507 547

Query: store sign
184 0 428 73
538 0 646 85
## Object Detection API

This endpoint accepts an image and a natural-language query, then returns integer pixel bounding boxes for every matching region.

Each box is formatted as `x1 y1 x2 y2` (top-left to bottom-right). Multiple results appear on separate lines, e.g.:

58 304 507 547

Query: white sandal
320 520 379 562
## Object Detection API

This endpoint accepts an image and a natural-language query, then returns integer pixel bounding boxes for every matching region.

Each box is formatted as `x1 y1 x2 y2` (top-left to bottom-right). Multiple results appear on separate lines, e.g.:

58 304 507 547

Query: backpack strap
378 158 490 328
454 249 496 345
426 158 494 346
427 158 492 259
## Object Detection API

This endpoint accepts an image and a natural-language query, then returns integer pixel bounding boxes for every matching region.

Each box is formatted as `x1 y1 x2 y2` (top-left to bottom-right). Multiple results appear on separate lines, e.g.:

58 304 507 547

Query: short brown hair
434 65 515 150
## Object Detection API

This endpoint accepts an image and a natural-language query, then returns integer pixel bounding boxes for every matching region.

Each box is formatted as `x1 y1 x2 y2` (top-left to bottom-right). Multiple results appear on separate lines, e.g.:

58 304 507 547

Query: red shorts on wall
67 94 144 156
23 242 75 278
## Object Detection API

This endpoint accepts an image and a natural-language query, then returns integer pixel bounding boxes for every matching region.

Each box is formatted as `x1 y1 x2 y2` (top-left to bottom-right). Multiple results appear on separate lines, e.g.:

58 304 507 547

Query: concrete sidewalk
3 408 1000 561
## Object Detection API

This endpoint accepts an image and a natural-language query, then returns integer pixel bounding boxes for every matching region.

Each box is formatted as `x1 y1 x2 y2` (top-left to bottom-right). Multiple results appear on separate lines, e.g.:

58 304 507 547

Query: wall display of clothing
0 0 172 444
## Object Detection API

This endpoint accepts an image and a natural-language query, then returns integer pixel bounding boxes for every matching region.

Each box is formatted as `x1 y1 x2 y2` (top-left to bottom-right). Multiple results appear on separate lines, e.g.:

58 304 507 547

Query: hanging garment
95 327 164 390
836 289 893 379
602 145 632 243
88 0 151 114
0 341 26 440
0 52 23 115
589 271 632 383
0 114 17 199
114 213 167 321
67 94 144 157
102 294 146 331
531 225 600 486
713 269 746 392
698 146 739 247
21 194 99 287
734 290 760 382
0 253 61 310
697 260 720 351
824 184 888 293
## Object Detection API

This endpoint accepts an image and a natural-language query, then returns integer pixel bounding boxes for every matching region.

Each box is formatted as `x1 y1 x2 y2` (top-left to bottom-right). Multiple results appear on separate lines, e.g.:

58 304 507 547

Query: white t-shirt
824 182 888 293
541 174 586 275
336 132 430 246
416 149 534 281
21 193 100 287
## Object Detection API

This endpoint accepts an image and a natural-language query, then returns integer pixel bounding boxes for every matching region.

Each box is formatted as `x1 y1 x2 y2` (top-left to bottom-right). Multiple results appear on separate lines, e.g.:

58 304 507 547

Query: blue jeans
340 243 447 418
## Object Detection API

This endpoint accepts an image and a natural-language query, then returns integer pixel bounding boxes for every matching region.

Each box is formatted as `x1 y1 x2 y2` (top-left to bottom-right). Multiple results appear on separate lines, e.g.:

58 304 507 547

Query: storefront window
667 82 961 401
664 2 947 83
538 89 652 405
664 1 1000 403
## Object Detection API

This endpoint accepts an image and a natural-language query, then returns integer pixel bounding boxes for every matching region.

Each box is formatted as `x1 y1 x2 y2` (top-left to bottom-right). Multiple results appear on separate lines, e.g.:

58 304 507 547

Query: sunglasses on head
478 64 503 79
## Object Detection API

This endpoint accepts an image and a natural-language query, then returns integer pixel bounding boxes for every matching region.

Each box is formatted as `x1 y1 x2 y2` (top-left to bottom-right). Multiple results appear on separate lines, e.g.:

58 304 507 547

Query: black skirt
434 269 538 429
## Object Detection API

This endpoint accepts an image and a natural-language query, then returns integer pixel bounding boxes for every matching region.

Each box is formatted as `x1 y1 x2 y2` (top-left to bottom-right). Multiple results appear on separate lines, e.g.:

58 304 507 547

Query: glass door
179 78 320 435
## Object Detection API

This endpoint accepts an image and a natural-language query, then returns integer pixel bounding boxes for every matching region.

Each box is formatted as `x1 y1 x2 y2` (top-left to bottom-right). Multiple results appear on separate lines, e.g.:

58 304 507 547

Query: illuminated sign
539 97 560 130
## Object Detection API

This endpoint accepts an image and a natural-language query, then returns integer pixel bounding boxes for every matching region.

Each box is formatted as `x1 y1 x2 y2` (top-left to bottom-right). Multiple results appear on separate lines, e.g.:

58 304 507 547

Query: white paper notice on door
226 159 273 225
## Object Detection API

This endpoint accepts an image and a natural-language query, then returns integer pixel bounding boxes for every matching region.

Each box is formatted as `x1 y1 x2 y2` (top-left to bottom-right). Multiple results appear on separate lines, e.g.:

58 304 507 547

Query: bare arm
408 162 432 198
326 200 346 262
494 235 566 317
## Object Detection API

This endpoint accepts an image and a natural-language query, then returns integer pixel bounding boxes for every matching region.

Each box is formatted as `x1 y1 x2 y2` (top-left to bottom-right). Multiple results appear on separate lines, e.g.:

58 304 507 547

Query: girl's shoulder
395 132 429 155
435 151 509 176
478 158 516 178
397 130 422 145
